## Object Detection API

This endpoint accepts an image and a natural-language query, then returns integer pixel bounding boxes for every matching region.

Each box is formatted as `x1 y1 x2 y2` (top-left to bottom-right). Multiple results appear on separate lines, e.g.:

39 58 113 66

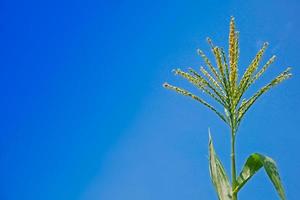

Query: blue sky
0 0 300 199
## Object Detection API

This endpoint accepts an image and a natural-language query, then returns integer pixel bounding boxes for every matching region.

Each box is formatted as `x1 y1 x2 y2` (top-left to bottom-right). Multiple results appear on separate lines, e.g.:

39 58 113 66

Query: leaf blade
235 153 286 200
209 133 232 200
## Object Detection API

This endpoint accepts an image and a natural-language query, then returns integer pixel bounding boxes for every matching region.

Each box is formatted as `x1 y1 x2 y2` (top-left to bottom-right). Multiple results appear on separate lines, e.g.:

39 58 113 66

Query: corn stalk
163 17 291 200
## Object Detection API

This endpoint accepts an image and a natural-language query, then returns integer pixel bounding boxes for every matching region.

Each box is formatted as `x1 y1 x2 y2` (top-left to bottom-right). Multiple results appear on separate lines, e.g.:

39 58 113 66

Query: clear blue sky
0 0 299 199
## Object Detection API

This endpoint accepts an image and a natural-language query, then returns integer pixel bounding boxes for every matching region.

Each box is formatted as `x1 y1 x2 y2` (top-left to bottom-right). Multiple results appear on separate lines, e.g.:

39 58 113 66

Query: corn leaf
235 153 286 200
209 133 232 200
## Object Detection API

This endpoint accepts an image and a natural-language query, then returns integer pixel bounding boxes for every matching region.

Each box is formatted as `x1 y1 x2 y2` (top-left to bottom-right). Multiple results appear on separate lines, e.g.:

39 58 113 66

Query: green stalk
231 127 237 200
164 17 290 200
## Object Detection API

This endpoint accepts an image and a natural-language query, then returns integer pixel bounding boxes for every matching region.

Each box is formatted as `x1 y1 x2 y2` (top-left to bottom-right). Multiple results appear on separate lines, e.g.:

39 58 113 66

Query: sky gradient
1 0 300 199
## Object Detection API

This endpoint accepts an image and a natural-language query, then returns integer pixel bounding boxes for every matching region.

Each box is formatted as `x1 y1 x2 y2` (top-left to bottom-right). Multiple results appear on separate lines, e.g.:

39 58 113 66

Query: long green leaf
209 133 232 200
235 153 286 200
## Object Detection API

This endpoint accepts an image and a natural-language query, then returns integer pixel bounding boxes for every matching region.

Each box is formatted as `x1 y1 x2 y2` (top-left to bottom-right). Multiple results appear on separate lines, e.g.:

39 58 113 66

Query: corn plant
163 17 291 200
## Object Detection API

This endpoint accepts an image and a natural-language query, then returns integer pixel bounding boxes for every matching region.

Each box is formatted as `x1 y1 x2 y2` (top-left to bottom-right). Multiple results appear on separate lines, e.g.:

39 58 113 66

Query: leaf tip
208 128 213 145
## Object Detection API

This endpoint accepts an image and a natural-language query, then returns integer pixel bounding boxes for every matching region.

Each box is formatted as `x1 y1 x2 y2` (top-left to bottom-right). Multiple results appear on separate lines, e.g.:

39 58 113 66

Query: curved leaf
235 153 286 200
209 133 232 200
